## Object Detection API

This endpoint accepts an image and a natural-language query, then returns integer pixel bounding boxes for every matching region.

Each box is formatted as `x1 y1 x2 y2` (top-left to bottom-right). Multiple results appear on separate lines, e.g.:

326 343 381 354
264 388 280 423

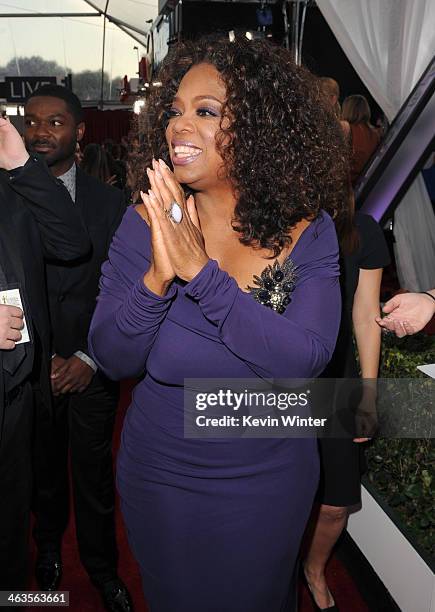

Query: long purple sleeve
184 213 341 379
89 207 341 381
89 208 177 379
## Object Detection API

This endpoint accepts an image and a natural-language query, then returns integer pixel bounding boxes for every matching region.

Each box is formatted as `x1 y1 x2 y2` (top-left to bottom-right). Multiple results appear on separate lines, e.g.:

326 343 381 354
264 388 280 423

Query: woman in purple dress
89 36 348 611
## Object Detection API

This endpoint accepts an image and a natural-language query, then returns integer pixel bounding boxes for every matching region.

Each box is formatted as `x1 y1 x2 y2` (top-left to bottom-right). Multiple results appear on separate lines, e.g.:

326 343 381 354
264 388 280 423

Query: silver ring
165 201 183 224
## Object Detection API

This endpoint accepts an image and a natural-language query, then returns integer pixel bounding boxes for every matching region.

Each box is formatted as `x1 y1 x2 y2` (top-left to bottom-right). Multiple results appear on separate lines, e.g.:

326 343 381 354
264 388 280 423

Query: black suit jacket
45 167 125 359
0 156 91 433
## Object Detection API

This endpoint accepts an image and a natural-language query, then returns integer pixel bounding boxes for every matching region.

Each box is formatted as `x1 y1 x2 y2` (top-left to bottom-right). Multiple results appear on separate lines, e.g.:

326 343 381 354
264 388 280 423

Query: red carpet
27 380 369 612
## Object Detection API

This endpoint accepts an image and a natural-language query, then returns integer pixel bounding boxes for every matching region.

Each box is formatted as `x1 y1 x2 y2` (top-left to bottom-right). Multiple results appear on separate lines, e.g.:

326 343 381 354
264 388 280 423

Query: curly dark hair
134 34 350 257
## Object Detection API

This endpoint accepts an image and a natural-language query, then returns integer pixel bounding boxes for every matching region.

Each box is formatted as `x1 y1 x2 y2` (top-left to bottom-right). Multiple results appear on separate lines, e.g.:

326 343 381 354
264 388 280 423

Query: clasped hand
51 354 94 395
140 159 209 295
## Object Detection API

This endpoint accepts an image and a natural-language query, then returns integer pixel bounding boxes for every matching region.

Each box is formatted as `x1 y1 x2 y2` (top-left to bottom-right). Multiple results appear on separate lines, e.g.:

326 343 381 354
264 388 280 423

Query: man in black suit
0 116 90 591
24 86 131 612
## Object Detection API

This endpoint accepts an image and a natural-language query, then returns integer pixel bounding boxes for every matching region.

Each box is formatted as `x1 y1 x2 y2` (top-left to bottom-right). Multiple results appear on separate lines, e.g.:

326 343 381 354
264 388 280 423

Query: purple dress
89 206 341 612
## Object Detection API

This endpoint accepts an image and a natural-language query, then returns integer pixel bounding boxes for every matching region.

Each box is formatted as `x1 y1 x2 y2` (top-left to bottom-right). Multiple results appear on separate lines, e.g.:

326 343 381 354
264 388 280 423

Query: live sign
4 76 57 103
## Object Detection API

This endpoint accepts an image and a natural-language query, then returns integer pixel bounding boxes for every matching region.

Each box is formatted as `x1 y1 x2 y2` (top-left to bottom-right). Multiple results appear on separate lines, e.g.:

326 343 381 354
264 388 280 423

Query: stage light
133 99 145 114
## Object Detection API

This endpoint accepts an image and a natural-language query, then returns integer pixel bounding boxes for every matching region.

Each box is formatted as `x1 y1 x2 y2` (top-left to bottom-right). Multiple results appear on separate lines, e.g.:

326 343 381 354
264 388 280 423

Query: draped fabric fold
318 0 435 291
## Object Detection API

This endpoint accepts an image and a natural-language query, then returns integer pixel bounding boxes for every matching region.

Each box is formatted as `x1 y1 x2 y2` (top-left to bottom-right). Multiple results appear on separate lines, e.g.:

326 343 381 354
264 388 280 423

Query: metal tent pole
99 0 110 109
291 1 300 65
282 1 290 50
287 1 309 66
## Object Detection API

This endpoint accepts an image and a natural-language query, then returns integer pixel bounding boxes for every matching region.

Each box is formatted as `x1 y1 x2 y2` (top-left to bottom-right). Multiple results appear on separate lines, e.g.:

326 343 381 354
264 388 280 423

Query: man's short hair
25 85 83 124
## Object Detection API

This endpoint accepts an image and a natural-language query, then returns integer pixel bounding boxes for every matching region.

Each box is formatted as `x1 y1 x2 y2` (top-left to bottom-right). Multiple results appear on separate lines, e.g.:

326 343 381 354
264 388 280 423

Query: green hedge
364 333 435 559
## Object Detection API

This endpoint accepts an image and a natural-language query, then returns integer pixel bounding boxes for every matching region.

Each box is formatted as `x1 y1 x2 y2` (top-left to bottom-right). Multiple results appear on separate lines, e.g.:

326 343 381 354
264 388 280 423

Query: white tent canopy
82 0 156 47
0 0 158 100
0 0 157 46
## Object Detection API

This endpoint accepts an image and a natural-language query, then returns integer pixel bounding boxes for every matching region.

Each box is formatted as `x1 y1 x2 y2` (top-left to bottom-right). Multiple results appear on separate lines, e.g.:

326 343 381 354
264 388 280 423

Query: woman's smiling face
165 63 229 191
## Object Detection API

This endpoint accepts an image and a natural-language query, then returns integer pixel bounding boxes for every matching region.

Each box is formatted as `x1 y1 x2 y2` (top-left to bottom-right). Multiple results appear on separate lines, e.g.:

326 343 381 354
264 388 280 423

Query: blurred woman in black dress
301 194 390 610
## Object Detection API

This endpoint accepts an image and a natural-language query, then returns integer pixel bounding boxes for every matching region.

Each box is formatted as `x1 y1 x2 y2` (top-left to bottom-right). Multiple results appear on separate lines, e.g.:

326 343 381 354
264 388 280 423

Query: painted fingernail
159 158 168 169
148 189 156 199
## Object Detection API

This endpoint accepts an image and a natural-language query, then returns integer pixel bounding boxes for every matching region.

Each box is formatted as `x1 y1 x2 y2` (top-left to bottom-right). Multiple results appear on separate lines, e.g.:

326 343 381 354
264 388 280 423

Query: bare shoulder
291 218 311 242
282 218 312 258
294 217 311 234
134 203 150 226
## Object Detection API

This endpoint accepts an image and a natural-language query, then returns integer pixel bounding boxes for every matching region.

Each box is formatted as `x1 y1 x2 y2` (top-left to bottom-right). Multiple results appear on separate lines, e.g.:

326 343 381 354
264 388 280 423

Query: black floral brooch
247 258 297 314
